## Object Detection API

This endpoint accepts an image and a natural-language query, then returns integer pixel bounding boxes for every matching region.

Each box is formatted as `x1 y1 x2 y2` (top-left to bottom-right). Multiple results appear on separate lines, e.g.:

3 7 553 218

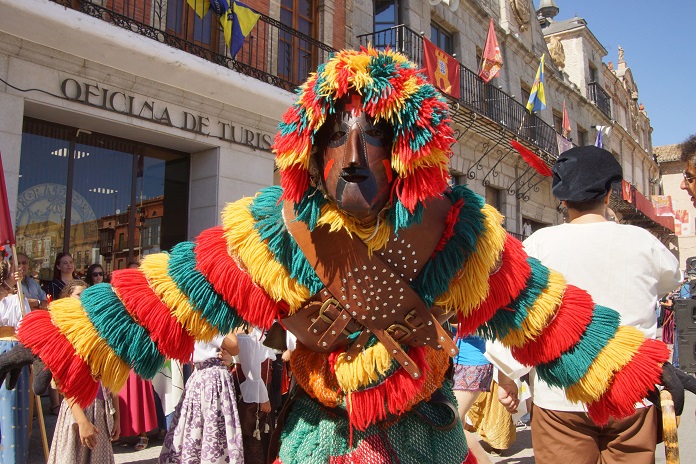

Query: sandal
134 436 148 451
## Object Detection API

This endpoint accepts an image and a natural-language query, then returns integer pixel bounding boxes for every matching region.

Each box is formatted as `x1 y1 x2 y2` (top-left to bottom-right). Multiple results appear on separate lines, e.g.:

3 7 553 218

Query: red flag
0 152 15 246
562 100 571 137
510 140 552 177
422 37 461 99
479 18 503 83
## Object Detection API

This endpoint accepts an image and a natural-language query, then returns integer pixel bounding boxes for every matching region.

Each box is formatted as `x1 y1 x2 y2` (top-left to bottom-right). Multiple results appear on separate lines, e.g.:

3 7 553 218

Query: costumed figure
0 48 694 464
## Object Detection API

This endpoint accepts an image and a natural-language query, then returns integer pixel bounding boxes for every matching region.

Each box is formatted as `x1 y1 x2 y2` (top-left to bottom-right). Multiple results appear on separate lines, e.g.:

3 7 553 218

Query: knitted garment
16 48 669 463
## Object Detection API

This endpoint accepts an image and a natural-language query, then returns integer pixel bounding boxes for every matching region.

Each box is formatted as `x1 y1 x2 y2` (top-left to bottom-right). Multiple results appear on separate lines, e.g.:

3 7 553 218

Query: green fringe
389 200 423 233
414 185 485 306
81 284 165 379
168 241 240 334
536 305 620 388
250 187 324 294
478 257 549 340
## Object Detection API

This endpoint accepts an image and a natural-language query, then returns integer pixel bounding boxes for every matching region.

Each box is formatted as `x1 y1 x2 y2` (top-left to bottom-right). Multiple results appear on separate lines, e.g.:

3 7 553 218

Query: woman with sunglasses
85 264 106 286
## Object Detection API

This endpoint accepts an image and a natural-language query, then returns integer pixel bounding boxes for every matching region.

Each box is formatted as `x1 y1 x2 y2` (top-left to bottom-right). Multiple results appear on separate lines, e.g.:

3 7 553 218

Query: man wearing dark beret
493 145 682 463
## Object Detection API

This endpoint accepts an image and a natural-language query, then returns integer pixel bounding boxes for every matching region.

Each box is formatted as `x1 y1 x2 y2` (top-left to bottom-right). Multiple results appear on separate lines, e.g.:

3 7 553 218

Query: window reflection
17 118 189 282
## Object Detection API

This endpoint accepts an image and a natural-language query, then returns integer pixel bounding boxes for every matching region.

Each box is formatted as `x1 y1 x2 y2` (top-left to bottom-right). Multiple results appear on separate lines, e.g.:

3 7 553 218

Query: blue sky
543 1 696 147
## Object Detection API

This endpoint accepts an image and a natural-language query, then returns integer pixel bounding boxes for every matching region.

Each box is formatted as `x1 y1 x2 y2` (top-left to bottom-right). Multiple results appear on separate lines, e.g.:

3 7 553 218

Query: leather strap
282 198 459 379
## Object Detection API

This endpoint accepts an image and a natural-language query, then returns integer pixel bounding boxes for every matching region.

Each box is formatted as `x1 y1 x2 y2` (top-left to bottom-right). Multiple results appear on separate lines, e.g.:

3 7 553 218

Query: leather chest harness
281 197 459 380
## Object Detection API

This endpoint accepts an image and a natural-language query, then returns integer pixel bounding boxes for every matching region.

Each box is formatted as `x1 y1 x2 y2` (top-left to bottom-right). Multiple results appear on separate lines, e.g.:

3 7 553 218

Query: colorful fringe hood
273 46 455 212
15 48 670 463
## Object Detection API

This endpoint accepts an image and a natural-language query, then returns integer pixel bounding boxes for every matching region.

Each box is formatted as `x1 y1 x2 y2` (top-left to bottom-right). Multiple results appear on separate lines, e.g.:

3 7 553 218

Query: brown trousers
531 404 657 464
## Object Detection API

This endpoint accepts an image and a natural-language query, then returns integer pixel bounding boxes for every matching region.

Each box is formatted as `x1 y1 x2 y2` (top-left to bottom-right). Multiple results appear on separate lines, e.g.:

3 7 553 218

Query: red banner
423 37 461 99
479 18 503 83
0 152 15 246
562 100 571 137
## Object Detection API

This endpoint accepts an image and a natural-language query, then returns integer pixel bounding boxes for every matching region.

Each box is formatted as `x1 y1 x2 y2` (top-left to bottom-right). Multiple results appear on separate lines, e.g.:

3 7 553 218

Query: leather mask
317 96 394 224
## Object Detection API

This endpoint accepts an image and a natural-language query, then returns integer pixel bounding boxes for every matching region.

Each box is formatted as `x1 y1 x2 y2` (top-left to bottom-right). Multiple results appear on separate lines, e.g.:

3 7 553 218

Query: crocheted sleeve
434 185 668 425
17 186 298 407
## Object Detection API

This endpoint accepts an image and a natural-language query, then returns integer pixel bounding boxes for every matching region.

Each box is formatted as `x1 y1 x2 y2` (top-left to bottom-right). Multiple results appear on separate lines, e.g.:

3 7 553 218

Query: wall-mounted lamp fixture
429 0 460 12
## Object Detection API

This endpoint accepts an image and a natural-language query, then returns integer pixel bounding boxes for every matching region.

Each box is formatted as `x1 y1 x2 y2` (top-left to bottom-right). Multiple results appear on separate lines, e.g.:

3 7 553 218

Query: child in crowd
159 332 243 463
48 280 121 464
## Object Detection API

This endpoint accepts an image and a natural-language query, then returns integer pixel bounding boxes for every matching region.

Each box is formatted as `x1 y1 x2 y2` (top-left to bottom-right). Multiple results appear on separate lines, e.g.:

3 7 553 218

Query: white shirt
0 294 30 329
233 327 276 404
489 221 681 412
192 335 226 363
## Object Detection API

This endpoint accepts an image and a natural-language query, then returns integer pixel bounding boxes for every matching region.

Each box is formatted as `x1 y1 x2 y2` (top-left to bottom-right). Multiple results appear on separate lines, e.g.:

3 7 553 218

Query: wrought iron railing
49 0 336 92
588 82 612 120
358 25 560 158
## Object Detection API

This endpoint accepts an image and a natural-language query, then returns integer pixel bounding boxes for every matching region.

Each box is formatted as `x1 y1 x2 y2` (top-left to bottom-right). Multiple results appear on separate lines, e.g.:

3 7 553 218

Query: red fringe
280 164 310 204
586 338 669 425
512 285 594 365
17 310 99 408
110 269 194 362
433 199 464 254
346 347 428 431
459 236 531 334
396 164 450 212
194 227 280 330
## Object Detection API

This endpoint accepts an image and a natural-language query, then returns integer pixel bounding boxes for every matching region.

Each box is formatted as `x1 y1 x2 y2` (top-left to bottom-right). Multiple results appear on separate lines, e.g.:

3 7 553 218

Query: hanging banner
423 37 461 99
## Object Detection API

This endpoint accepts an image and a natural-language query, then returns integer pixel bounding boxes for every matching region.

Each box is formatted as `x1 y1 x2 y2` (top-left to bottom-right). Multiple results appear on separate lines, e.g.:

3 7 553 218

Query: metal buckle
318 298 352 336
386 323 412 342
404 309 425 330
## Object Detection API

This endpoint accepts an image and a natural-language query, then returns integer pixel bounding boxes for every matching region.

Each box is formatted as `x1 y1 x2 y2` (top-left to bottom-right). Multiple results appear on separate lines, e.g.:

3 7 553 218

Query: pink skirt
118 370 159 437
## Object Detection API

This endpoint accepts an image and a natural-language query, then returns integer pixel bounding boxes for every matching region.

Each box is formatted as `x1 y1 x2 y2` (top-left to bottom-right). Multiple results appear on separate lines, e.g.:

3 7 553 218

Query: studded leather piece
282 198 459 379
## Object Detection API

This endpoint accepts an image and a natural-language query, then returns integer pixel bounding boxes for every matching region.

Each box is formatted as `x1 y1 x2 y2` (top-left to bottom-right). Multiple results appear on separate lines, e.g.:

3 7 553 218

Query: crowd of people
1 48 696 464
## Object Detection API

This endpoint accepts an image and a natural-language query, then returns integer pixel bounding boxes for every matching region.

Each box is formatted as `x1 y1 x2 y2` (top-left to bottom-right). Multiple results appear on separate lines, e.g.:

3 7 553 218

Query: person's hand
0 343 36 390
497 380 520 414
78 420 100 449
259 400 271 413
282 350 292 362
111 419 121 442
651 362 696 416
218 349 234 366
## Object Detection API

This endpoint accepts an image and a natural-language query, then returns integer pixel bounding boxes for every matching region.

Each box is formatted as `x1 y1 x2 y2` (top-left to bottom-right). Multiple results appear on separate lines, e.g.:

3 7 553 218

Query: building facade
0 0 670 282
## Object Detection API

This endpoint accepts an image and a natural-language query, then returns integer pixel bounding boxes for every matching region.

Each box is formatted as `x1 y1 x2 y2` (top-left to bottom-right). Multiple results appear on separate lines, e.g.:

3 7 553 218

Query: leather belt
282 197 459 379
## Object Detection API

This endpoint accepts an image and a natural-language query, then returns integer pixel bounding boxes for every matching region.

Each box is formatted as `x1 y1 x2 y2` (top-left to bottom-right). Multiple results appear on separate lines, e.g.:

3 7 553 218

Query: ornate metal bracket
452 110 477 143
507 165 534 197
466 128 507 180
517 174 546 202
482 145 514 187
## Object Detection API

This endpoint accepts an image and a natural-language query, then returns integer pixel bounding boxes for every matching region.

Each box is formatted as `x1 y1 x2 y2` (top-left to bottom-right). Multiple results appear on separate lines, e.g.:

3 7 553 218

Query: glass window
278 0 316 86
430 23 453 55
375 0 398 31
16 118 189 284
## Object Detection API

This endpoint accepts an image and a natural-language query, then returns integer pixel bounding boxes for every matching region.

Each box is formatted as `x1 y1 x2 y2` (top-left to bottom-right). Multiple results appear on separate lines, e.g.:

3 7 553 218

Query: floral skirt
159 358 244 464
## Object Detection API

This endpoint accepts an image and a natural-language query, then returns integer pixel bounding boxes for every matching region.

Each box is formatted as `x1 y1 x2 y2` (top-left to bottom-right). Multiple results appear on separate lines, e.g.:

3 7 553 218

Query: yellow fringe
436 205 507 316
392 148 450 176
566 326 645 404
221 197 311 313
316 204 392 255
49 298 130 392
274 144 313 170
333 342 393 392
501 270 566 347
139 253 218 341
372 75 421 124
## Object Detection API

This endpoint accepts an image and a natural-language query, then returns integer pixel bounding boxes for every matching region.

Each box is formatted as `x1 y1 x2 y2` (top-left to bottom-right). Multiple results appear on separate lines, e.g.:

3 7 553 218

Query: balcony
588 82 612 120
358 25 560 160
50 0 336 92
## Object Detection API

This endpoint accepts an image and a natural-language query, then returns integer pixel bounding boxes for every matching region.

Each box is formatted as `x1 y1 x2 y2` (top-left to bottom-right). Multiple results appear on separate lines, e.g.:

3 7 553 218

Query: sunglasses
683 171 696 183
91 272 104 277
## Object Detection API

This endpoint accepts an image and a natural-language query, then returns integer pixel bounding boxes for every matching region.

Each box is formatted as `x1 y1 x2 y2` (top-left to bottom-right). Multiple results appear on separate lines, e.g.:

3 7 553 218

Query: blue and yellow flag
221 1 260 58
526 54 546 113
186 0 259 58
186 0 211 18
